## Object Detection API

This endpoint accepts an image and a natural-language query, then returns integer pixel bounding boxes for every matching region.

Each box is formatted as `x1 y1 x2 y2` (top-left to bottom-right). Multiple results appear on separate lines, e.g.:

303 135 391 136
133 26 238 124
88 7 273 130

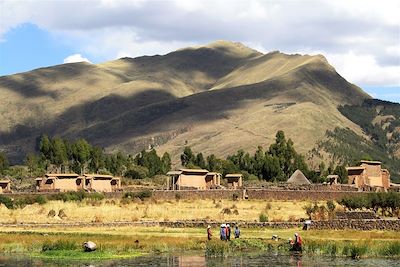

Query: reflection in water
0 253 399 267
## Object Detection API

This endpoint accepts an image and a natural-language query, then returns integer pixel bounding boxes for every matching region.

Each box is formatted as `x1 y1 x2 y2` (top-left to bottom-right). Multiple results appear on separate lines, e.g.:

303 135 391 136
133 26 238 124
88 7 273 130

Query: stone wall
1 219 399 231
245 189 363 201
311 219 400 231
152 189 243 200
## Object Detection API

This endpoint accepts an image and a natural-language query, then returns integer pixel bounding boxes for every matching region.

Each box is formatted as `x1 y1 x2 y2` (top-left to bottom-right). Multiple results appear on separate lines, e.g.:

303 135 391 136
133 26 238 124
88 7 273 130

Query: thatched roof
287 169 311 185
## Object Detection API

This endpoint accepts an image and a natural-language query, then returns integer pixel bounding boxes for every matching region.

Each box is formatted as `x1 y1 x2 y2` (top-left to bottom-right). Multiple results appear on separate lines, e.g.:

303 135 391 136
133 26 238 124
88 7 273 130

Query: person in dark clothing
226 224 231 241
207 225 212 241
292 233 303 252
234 225 240 238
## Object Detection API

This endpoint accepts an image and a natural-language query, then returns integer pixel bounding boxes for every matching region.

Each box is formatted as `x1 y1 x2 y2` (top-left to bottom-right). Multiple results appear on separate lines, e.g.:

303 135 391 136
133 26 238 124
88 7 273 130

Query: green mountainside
314 99 400 182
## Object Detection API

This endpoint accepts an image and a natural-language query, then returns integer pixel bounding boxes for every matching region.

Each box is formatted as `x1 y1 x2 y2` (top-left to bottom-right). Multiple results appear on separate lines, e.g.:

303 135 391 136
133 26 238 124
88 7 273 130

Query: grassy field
0 226 399 259
0 199 322 223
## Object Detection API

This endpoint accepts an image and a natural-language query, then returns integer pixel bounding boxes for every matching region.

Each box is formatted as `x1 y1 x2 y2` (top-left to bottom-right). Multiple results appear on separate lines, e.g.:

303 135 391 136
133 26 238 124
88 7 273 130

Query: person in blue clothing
234 224 240 239
220 224 226 241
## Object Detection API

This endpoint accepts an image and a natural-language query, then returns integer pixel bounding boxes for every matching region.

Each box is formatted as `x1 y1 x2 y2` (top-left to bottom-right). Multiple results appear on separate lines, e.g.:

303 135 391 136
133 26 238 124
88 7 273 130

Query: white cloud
326 51 400 87
63 54 91 64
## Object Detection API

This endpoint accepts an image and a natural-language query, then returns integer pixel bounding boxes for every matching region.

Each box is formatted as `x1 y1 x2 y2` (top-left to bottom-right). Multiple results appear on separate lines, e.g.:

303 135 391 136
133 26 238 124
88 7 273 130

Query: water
0 253 399 267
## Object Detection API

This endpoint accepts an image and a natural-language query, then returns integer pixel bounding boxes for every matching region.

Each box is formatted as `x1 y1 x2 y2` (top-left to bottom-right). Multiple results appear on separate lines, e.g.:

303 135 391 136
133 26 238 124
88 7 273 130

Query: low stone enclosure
1 219 399 231
152 189 364 201
4 188 386 201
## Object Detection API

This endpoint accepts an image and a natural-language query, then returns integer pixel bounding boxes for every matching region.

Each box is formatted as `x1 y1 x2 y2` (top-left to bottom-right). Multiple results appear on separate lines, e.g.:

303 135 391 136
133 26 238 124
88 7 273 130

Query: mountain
0 40 389 174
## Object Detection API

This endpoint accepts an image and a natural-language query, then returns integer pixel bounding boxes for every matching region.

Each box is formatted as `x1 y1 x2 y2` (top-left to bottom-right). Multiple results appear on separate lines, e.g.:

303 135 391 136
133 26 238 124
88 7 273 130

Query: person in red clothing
207 225 212 241
292 233 302 252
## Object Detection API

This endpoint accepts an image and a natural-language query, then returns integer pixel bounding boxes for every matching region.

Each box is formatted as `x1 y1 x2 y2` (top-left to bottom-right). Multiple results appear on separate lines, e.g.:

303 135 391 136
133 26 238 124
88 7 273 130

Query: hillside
0 40 377 171
313 99 400 182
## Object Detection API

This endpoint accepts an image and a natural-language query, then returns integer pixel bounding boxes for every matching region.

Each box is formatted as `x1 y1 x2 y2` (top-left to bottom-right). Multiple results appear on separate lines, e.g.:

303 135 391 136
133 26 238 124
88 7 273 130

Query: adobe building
84 174 121 192
225 174 243 189
346 160 390 191
166 169 221 190
0 179 11 193
36 173 84 192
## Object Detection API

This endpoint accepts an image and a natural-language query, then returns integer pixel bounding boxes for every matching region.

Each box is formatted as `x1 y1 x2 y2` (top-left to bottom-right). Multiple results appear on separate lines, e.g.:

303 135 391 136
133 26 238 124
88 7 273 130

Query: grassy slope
0 41 370 164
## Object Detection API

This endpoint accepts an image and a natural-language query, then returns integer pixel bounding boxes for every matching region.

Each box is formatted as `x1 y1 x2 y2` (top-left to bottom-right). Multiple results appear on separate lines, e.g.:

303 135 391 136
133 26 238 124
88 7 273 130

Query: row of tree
339 192 400 217
180 131 348 183
25 135 171 178
2 130 347 183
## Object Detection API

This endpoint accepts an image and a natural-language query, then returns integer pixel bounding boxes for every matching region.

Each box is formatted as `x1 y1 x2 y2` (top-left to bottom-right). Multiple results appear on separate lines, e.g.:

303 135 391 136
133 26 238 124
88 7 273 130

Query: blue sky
0 0 399 103
0 24 78 75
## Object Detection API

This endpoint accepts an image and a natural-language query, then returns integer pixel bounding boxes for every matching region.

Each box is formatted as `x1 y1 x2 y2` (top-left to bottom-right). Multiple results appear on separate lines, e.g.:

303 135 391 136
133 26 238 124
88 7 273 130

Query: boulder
83 241 97 252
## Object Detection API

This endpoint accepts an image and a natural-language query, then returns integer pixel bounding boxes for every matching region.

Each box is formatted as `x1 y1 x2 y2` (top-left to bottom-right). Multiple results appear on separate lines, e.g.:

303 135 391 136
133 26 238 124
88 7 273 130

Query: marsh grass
1 228 400 259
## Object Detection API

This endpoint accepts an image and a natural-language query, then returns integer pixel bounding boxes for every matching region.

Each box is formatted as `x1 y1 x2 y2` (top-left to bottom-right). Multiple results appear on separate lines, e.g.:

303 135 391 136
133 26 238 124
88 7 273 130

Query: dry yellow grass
0 199 320 223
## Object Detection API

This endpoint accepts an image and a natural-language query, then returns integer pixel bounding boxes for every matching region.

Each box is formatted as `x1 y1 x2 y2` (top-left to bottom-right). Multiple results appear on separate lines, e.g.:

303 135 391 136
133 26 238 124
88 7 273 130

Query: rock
83 241 97 252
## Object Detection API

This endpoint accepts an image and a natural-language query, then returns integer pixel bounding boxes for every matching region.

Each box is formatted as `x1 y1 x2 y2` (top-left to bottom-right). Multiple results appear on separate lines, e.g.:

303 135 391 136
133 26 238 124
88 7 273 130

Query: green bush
0 195 13 209
123 190 152 200
124 165 149 179
35 195 48 204
42 240 78 251
259 213 268 222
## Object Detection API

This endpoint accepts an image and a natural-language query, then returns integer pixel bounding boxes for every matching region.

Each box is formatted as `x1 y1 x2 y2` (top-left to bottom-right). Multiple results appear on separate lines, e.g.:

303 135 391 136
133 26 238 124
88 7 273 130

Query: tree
71 138 91 174
52 136 68 172
207 154 218 171
39 135 52 166
333 165 348 184
0 152 9 174
180 147 195 167
25 153 45 176
262 155 284 182
89 146 105 173
195 153 206 169
161 152 172 173
125 165 149 179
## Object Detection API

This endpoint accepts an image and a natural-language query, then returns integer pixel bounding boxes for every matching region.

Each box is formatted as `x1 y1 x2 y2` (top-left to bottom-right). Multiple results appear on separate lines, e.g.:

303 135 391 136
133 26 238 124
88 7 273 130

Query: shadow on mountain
0 62 130 99
0 89 177 158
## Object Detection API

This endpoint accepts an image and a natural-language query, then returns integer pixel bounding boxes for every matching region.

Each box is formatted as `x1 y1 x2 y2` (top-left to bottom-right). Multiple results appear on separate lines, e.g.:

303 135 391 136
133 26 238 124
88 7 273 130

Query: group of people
207 225 303 253
206 223 240 241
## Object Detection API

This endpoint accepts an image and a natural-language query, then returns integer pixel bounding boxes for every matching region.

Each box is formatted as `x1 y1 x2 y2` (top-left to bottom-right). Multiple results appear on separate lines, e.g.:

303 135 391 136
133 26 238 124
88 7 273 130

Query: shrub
221 208 232 214
0 195 13 209
326 200 336 213
232 192 239 201
124 165 149 179
123 190 152 201
42 240 78 251
35 195 48 205
259 213 268 222
175 193 181 201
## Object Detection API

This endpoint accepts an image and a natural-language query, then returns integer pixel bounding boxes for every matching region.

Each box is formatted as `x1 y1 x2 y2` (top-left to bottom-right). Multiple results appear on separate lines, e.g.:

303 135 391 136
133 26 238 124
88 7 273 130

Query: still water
0 253 399 267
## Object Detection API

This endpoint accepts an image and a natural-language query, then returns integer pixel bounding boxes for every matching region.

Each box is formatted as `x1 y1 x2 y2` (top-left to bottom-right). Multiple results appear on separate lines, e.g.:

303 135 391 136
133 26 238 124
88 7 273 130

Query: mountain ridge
0 40 375 166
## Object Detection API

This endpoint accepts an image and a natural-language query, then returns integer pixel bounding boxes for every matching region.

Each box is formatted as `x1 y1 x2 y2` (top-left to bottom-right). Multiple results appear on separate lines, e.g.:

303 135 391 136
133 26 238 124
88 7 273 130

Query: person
220 224 226 241
226 224 231 241
234 225 240 239
291 233 302 252
207 225 212 241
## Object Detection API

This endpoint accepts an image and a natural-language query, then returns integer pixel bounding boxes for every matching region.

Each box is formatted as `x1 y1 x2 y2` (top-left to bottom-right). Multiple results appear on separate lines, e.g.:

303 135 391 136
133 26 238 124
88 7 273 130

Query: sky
0 0 399 102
